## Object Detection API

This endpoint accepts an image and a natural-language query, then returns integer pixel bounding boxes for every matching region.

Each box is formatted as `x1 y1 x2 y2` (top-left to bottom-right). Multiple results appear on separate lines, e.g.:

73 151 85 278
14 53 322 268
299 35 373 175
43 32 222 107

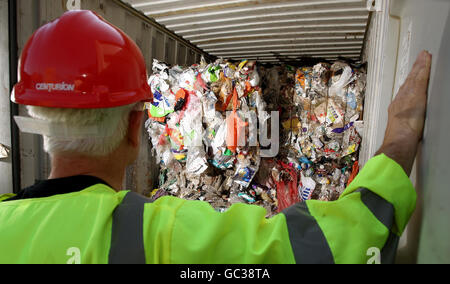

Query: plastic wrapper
273 161 299 212
328 62 353 120
294 67 313 137
341 124 362 157
186 147 208 175
322 62 353 159
345 67 366 123
311 63 330 98
232 165 258 187
299 173 316 201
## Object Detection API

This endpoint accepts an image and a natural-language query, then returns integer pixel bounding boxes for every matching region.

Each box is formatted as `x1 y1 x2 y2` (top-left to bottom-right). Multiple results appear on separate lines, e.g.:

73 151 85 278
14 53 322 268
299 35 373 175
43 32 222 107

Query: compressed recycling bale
145 57 366 217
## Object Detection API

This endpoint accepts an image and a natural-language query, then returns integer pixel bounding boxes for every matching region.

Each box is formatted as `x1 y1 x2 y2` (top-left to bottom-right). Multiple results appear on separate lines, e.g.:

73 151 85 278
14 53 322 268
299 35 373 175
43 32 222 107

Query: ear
127 111 145 148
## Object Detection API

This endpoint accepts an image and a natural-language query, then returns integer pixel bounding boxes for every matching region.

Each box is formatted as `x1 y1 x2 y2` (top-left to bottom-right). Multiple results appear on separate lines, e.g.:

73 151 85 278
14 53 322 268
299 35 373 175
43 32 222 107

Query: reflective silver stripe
356 188 394 230
356 188 398 264
381 232 399 264
282 202 334 264
109 192 152 264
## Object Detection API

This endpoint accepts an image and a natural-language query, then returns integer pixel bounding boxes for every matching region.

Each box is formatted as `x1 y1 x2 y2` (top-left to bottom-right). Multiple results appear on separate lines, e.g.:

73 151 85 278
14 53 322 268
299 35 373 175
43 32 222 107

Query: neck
49 152 127 191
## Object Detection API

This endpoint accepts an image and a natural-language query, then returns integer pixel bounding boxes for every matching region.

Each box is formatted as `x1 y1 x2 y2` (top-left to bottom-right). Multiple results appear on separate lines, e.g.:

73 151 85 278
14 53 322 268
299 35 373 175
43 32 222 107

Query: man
0 10 432 264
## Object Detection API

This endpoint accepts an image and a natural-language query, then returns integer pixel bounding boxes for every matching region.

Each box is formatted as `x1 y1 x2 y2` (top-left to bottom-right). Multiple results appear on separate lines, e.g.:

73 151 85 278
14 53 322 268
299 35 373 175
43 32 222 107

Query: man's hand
376 51 432 176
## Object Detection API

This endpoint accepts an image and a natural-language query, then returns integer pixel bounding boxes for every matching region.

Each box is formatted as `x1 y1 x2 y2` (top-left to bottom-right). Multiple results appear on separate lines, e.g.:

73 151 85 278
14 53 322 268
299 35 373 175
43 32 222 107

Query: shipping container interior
2 0 449 263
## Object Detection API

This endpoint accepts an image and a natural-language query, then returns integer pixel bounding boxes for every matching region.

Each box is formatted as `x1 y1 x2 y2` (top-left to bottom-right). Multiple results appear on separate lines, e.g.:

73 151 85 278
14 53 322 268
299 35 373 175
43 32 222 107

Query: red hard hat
12 10 152 109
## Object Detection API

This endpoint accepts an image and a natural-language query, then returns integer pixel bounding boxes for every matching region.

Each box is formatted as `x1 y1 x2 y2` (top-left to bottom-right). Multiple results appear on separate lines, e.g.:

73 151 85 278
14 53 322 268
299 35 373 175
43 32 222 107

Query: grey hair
26 103 143 157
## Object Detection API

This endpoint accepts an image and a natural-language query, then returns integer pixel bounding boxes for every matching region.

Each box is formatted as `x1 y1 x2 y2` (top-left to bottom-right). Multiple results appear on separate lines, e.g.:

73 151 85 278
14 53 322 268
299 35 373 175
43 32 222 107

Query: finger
417 51 432 82
412 52 432 99
408 51 430 79
400 51 432 97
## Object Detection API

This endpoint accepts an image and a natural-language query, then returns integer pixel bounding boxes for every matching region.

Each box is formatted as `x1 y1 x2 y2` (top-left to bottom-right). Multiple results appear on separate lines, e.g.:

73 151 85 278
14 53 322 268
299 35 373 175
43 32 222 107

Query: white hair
26 103 142 157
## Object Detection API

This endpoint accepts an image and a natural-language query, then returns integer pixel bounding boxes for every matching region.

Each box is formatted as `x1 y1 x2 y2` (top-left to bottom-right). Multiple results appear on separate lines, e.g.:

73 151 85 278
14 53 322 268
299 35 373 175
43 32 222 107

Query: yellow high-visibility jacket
0 154 416 264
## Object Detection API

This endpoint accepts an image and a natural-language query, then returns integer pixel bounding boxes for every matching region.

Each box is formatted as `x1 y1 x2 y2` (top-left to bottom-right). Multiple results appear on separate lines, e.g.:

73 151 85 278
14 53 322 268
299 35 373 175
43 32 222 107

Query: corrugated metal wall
125 0 371 63
16 0 51 190
80 0 210 67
